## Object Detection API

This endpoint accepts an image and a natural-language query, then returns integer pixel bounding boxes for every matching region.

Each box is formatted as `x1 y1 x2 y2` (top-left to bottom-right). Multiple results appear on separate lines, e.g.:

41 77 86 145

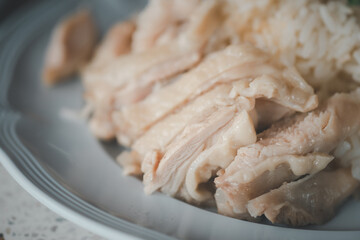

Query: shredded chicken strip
118 84 245 175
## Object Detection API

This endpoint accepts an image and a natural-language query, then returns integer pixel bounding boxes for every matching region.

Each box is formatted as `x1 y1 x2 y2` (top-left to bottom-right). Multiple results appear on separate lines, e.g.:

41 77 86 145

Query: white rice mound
224 0 360 88
334 133 360 180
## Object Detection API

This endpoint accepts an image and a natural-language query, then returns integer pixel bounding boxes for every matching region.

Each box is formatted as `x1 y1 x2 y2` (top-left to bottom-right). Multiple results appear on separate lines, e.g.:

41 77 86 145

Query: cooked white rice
224 0 360 89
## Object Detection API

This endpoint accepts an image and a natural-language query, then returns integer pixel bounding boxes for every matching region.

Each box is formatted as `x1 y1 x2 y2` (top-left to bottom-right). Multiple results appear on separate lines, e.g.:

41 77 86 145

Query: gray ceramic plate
0 1 359 239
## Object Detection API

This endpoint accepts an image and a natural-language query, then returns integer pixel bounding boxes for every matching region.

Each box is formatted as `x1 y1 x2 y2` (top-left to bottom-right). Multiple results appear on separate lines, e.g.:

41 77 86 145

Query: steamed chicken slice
110 0 223 106
215 153 333 218
43 10 96 84
118 84 246 175
215 89 360 218
247 168 360 226
132 0 201 52
141 105 257 204
84 44 201 140
127 96 292 175
83 44 198 102
89 21 135 67
114 44 317 145
173 100 310 203
113 0 223 106
82 21 135 140
83 0 221 92
140 73 317 203
184 110 257 203
84 0 221 88
84 0 222 140
141 106 237 195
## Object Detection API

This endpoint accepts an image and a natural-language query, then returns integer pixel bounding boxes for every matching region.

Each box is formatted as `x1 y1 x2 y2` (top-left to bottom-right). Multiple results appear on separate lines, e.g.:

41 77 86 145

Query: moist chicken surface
42 10 97 84
118 84 249 175
131 0 201 52
215 89 360 219
114 44 318 204
42 0 360 227
114 44 317 146
89 21 135 68
85 44 202 140
247 168 359 226
83 0 223 141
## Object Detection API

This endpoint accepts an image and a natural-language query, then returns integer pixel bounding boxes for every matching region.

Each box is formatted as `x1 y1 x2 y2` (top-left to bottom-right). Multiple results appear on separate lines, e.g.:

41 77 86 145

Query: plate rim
0 1 359 240
0 148 140 240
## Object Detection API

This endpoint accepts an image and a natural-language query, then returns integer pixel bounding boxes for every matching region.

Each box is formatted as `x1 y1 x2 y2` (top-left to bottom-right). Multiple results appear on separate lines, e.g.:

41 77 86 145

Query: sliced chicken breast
138 75 317 203
132 0 201 52
215 89 360 218
184 110 257 203
118 84 247 175
247 168 359 226
142 106 239 194
141 105 256 204
89 21 135 67
83 44 201 140
84 0 223 141
215 153 333 218
43 10 97 85
114 44 317 146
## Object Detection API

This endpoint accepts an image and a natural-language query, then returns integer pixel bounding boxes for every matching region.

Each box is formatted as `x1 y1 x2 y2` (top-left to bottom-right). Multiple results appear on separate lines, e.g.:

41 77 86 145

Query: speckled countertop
0 163 105 240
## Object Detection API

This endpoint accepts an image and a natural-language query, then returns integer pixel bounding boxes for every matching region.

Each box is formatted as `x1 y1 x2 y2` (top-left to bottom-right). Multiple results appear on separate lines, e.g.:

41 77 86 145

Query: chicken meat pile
42 0 360 226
